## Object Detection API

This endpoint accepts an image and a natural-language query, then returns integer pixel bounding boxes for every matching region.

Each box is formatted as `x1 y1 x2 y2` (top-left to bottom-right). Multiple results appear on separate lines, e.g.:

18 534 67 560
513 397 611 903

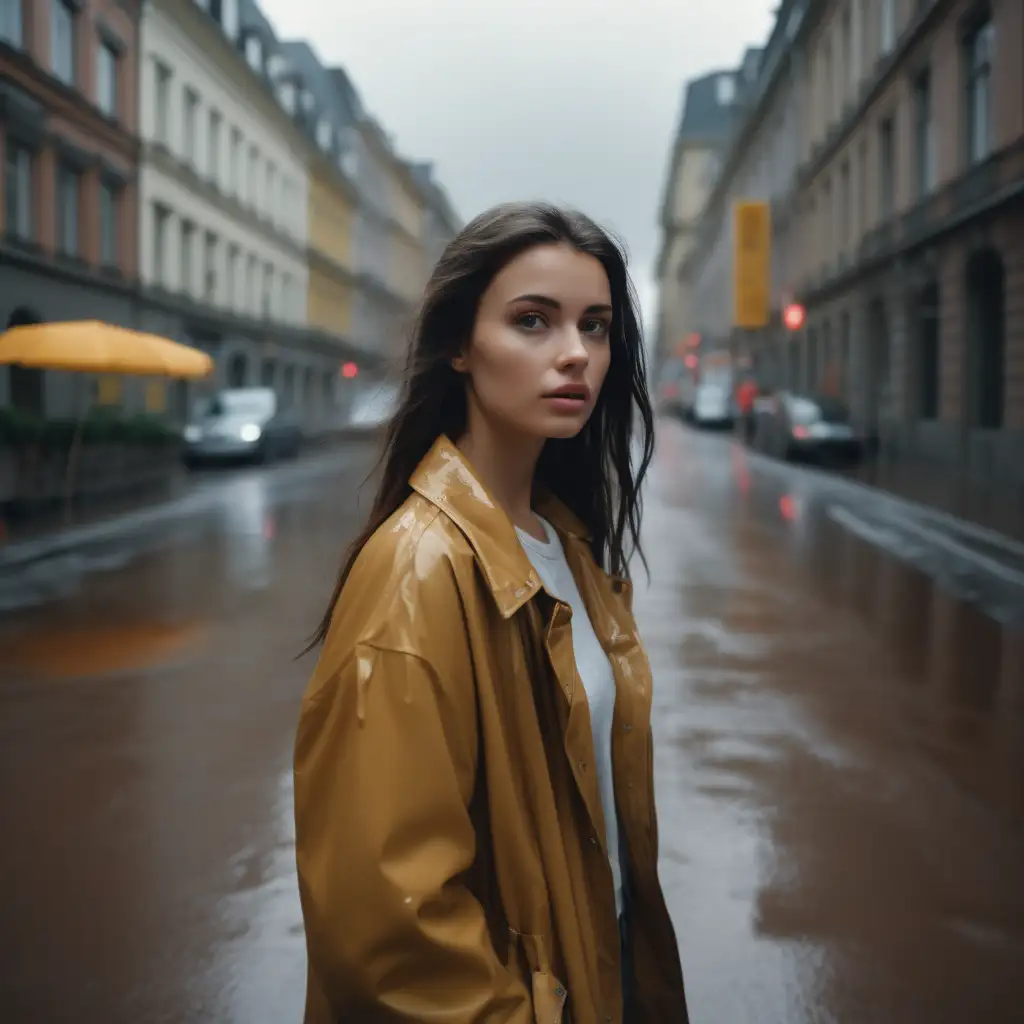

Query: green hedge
0 407 182 447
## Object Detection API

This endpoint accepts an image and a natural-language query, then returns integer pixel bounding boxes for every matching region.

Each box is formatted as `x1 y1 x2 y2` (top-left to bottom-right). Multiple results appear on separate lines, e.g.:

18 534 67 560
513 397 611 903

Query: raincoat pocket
531 970 568 1024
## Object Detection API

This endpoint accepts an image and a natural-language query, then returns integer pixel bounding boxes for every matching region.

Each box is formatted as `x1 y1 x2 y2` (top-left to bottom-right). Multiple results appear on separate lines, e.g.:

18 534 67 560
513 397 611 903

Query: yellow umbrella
0 320 214 522
0 320 214 378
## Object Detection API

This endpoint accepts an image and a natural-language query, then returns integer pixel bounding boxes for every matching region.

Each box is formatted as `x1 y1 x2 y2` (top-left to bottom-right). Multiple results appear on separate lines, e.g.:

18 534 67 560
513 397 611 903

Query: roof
280 41 361 128
238 0 276 40
678 69 743 143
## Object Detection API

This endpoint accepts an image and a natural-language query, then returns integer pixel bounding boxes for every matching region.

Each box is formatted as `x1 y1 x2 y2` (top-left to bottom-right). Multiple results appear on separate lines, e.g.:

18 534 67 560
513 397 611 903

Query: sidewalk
0 435 378 573
842 459 1024 546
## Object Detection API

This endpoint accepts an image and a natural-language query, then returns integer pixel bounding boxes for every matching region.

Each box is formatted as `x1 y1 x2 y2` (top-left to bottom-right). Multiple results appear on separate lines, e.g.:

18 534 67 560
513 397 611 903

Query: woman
294 202 688 1024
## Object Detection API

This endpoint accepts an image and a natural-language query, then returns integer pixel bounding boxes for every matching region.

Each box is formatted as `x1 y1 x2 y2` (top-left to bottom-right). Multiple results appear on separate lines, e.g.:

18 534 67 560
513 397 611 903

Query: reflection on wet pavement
645 421 1024 1023
1 427 1022 1022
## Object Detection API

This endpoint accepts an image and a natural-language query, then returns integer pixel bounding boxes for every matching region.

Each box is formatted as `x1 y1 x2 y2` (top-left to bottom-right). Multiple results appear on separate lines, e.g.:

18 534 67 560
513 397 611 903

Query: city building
670 0 1023 487
280 42 460 395
410 160 461 277
653 61 756 377
137 0 349 426
0 0 141 417
792 0 1022 482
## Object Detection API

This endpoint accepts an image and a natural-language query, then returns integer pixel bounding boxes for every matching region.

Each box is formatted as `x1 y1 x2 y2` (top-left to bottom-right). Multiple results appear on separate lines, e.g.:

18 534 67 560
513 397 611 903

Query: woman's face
454 243 614 442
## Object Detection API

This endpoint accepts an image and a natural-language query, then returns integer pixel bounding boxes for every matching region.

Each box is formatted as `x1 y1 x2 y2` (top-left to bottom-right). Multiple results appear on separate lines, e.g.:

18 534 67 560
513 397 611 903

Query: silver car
183 387 301 465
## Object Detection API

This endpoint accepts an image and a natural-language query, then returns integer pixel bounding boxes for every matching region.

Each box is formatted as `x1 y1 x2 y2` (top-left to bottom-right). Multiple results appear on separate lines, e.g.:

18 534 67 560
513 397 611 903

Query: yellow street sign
733 200 771 329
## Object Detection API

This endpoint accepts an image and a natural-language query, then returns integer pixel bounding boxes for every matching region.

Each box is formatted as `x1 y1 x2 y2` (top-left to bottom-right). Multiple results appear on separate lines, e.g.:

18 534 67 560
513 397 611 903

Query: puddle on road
768 481 1024 825
0 621 205 682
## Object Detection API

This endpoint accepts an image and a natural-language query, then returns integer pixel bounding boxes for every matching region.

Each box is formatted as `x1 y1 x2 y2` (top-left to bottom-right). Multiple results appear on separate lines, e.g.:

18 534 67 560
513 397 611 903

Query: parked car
183 387 301 466
752 391 863 464
691 382 735 429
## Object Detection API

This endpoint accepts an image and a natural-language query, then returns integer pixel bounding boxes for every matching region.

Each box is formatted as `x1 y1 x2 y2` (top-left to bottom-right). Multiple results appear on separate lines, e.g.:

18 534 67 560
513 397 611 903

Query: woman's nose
556 328 590 366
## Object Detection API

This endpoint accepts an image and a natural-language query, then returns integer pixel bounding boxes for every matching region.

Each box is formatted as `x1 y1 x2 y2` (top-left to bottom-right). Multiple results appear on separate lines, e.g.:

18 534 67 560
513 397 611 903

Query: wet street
1 422 1022 1023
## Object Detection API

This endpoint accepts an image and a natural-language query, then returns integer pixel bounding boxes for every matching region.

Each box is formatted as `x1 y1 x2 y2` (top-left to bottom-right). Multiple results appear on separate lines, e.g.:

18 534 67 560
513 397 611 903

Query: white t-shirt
515 517 624 919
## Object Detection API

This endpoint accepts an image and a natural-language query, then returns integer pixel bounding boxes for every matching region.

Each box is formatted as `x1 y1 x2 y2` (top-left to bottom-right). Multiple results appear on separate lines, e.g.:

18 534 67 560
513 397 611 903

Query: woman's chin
540 417 589 440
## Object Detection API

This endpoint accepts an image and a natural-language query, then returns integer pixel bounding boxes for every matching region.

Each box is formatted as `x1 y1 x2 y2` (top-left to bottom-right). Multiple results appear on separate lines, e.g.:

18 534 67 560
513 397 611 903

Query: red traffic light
783 303 806 331
341 362 358 379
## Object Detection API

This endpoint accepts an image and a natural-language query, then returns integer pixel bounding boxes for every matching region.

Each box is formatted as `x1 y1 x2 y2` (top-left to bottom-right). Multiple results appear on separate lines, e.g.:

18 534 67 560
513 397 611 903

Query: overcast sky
259 0 776 326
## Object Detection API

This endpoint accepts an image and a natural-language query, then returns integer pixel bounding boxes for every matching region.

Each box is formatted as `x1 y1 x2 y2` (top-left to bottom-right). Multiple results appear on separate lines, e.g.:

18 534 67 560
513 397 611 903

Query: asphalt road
0 423 1021 1023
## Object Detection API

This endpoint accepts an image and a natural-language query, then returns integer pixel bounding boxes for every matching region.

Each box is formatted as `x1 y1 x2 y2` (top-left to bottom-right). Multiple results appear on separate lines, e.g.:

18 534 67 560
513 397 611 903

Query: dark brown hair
304 201 654 652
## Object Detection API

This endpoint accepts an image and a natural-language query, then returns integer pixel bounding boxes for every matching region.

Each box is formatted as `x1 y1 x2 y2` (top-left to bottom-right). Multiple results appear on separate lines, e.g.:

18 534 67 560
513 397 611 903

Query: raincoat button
590 836 598 846
555 984 566 998
623 723 633 732
578 761 586 772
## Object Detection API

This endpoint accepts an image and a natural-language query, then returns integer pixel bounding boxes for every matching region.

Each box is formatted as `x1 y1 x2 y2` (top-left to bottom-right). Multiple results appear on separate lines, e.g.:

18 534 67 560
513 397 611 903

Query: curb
0 435 381 574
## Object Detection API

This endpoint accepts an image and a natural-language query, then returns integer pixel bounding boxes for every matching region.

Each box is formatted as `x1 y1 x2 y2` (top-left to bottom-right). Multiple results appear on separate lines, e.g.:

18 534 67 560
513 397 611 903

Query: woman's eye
517 313 545 330
582 319 610 336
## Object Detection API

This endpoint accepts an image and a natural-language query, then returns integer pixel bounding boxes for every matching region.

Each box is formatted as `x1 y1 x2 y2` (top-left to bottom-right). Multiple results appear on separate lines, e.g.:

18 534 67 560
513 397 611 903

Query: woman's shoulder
323 492 476 657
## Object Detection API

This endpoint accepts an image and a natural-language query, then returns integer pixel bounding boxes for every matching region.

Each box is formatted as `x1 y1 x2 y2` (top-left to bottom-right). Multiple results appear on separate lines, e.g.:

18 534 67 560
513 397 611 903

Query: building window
222 0 239 39
1 0 23 47
248 145 259 206
51 0 76 85
839 159 851 256
715 74 735 104
245 34 262 72
183 88 199 165
226 244 239 309
879 115 895 218
153 203 170 285
316 117 332 151
281 271 292 320
99 179 119 265
203 231 218 301
857 139 868 233
229 127 242 193
820 42 833 131
96 39 118 117
265 161 276 220
913 67 935 196
154 60 172 144
880 0 896 55
180 219 195 294
4 141 33 241
262 263 274 318
964 17 994 165
208 109 221 183
841 4 853 99
55 163 80 255
247 254 258 312
279 80 297 115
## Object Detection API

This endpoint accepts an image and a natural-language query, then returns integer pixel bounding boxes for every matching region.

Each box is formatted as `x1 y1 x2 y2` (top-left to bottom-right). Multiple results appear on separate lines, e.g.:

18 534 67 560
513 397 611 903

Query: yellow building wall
390 172 424 241
389 229 425 303
309 170 355 274
309 267 353 336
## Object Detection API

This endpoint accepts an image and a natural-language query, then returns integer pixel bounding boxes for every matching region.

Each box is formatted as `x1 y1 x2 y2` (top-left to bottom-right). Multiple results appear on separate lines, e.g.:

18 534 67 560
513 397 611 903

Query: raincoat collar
409 435 591 618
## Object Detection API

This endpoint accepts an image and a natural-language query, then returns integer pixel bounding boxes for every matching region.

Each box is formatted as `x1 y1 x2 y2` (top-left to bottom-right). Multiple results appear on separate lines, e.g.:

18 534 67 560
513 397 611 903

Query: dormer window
267 53 287 80
317 118 332 150
245 34 262 72
302 90 315 113
279 80 297 114
716 73 736 104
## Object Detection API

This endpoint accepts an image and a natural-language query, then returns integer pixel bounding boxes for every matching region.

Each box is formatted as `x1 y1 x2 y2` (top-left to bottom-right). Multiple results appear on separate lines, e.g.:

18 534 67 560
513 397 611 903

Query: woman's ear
451 353 468 373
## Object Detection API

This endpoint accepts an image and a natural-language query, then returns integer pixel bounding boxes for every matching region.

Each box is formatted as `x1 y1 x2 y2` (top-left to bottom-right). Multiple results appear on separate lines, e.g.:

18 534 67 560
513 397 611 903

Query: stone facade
668 0 1024 486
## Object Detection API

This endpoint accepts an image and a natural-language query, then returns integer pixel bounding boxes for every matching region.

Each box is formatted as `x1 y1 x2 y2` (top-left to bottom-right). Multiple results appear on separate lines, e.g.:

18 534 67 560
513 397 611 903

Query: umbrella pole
63 384 92 525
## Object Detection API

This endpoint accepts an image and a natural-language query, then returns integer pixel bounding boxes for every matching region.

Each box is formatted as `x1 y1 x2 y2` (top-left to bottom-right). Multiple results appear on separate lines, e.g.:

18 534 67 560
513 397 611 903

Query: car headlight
184 425 201 442
239 423 262 442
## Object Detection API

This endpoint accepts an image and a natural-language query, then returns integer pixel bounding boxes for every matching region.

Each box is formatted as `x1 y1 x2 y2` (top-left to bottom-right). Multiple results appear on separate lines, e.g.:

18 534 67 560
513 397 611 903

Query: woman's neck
455 417 545 539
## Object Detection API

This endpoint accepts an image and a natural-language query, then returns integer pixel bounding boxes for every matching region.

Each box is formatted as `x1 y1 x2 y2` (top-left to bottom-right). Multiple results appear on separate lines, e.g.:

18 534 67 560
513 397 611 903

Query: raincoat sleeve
294 641 533 1023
